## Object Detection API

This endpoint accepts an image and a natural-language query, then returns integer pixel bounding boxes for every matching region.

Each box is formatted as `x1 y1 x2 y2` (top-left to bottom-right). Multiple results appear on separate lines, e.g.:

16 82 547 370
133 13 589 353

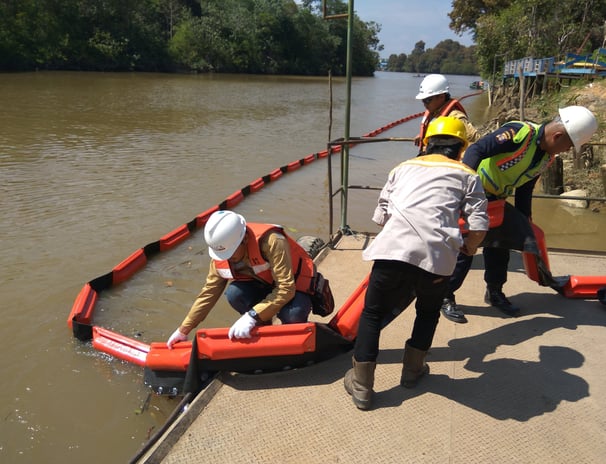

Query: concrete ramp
136 235 606 464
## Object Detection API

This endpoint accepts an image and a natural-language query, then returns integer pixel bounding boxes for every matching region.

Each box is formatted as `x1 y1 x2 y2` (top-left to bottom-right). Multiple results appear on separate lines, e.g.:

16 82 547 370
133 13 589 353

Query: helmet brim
204 211 246 261
416 90 447 100
208 243 239 261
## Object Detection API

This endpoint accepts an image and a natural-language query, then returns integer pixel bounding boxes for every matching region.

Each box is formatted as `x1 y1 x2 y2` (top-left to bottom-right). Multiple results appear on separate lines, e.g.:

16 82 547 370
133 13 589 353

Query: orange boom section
67 283 98 327
146 341 193 372
522 222 551 283
459 199 505 234
196 324 316 360
93 327 150 367
560 276 606 299
113 249 147 285
160 224 191 252
329 274 369 341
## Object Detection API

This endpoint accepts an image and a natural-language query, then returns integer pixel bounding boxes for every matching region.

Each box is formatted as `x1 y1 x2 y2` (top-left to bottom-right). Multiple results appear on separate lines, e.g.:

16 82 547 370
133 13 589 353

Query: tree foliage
385 40 478 75
449 0 606 77
0 0 380 76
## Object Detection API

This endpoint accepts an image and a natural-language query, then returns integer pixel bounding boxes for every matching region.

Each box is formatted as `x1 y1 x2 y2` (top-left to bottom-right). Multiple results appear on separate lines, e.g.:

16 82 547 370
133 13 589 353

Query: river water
1 71 604 463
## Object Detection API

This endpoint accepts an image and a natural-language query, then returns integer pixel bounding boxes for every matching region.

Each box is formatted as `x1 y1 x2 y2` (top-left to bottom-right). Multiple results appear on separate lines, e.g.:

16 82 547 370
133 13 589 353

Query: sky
351 0 475 58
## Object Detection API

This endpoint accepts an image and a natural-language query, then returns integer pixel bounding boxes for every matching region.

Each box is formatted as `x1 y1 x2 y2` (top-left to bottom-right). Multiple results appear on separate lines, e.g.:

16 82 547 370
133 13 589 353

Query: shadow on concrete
375 345 588 421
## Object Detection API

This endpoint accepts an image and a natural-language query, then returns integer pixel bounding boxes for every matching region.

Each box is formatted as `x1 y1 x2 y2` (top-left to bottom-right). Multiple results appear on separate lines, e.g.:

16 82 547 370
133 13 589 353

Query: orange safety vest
214 223 315 294
418 99 468 152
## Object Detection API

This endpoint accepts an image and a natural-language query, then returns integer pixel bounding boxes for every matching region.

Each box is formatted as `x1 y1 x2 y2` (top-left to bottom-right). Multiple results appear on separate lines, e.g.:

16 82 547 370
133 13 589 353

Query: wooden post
518 64 525 120
573 148 583 169
601 164 606 196
542 156 564 195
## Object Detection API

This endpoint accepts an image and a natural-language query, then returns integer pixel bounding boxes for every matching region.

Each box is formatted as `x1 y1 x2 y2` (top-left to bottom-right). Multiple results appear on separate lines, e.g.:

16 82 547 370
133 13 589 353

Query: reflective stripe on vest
477 122 548 198
214 223 315 294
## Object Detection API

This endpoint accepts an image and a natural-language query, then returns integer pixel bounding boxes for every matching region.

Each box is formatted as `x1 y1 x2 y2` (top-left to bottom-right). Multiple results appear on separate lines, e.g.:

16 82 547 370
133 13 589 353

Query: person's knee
224 281 261 314
278 294 312 324
224 283 243 306
279 306 310 324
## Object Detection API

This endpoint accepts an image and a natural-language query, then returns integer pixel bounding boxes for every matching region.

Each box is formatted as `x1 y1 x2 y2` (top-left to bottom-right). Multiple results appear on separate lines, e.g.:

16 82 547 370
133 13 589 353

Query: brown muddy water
1 71 604 464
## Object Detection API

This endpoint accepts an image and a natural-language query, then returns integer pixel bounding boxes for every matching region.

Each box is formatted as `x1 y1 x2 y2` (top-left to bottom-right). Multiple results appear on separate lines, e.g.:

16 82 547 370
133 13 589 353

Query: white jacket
363 154 489 276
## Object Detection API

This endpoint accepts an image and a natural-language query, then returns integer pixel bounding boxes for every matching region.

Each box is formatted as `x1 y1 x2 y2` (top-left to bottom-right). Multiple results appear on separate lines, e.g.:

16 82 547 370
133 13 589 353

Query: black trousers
447 201 538 297
354 260 448 363
446 247 510 298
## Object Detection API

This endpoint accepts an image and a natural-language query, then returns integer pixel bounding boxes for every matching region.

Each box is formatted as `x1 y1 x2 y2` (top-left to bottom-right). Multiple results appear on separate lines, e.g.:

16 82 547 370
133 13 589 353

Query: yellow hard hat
424 116 468 149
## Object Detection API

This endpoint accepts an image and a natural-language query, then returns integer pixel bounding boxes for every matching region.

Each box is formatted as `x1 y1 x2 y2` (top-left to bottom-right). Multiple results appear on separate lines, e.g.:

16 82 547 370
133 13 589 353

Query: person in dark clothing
343 116 489 410
441 106 598 323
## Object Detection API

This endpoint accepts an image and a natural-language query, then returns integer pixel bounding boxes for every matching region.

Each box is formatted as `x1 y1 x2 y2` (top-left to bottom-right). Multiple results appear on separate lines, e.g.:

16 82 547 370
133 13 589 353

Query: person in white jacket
344 116 489 410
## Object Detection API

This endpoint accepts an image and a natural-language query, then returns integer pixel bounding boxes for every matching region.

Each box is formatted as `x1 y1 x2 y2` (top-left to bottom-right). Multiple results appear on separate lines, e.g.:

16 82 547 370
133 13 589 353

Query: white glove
228 313 257 340
167 328 188 349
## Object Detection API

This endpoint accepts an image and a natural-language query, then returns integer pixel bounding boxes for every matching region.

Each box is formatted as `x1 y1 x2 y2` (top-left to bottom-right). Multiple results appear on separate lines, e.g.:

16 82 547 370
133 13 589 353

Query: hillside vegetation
0 0 381 75
449 0 606 79
486 78 606 209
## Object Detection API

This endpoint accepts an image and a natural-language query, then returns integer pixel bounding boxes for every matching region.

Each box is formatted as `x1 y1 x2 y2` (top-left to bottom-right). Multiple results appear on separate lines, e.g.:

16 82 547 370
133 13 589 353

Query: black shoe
440 298 467 323
484 288 520 316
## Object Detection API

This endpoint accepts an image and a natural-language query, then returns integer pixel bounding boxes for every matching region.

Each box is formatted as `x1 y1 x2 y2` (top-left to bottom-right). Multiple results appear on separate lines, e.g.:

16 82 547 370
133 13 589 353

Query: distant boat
469 80 485 90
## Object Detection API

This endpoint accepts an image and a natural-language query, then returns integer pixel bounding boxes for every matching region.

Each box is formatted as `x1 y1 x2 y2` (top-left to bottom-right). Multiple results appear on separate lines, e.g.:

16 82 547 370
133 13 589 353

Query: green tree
169 15 217 71
0 0 68 69
406 41 426 73
287 6 339 75
448 0 511 38
386 53 407 72
450 0 606 77
0 0 382 74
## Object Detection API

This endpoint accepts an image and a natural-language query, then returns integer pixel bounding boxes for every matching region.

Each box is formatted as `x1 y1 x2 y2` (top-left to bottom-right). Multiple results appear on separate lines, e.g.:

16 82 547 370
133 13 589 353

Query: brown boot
400 341 429 388
343 357 376 410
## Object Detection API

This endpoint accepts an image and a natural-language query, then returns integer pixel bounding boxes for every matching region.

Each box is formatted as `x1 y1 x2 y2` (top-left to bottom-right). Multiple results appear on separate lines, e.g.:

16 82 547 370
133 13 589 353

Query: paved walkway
137 235 606 464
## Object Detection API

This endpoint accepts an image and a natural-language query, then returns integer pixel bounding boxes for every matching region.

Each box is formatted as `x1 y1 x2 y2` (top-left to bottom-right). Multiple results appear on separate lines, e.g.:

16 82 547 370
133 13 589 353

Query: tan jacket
180 231 295 332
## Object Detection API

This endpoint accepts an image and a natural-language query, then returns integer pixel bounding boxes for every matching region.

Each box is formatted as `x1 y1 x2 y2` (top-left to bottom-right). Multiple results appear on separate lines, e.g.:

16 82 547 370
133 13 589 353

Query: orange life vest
214 223 315 294
418 99 468 153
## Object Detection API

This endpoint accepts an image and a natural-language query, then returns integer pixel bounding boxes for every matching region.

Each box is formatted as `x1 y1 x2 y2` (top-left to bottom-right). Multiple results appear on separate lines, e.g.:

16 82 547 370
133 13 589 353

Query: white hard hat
204 210 246 260
558 106 598 152
415 74 449 100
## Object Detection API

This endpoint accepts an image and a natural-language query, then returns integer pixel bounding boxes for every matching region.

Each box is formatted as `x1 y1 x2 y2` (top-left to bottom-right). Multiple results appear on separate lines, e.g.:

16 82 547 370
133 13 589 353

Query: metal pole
340 0 354 232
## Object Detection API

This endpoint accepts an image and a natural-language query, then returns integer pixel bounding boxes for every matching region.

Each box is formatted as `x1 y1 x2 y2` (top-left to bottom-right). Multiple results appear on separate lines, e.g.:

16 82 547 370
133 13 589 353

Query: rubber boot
343 357 376 410
400 341 429 388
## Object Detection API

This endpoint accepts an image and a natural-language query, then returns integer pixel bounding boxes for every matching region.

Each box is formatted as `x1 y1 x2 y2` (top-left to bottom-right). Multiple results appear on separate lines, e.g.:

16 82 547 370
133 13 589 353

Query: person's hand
461 230 486 256
228 313 257 340
459 243 476 256
460 238 478 256
167 328 188 349
413 135 421 147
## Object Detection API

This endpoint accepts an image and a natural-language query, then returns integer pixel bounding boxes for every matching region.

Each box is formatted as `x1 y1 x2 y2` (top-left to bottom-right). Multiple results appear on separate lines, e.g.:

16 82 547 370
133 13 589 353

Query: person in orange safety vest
414 74 479 155
167 210 316 347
